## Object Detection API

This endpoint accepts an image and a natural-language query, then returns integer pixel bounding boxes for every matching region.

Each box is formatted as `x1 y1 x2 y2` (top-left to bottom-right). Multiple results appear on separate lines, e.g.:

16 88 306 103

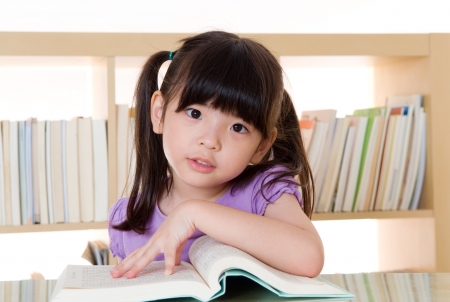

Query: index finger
111 244 161 279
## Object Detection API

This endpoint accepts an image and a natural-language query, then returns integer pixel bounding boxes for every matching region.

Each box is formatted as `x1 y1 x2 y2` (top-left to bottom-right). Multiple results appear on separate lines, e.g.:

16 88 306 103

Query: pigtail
267 90 315 218
113 51 172 233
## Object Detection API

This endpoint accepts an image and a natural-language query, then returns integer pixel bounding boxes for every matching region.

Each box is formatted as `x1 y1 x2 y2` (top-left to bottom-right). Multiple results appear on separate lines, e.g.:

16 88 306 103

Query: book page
189 236 334 296
64 262 204 289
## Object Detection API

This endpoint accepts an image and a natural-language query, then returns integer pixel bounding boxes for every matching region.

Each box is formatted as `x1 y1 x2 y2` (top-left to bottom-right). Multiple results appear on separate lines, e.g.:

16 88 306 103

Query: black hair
114 31 314 233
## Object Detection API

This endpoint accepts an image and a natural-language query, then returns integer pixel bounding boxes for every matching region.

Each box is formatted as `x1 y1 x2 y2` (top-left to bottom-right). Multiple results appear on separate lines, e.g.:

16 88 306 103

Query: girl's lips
188 158 216 173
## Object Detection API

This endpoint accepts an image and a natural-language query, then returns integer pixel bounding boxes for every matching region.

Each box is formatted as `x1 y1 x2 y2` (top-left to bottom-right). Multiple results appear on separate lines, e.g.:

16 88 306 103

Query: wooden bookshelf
0 222 108 234
312 210 434 221
1 33 449 272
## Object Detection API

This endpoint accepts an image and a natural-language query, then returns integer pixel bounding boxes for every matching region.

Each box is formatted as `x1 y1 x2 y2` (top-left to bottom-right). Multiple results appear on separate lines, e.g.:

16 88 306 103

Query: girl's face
151 91 275 191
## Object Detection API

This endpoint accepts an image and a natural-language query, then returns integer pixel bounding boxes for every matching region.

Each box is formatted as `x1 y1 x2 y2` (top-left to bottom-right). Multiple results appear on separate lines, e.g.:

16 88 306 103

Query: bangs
174 40 269 136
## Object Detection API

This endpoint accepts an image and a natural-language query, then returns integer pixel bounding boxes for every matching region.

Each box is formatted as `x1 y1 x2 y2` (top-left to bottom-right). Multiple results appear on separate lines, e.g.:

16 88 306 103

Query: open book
51 236 353 301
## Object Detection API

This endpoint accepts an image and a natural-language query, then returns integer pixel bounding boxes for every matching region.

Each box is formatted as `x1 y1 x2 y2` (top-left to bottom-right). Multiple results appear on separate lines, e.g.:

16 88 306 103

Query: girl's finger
125 244 162 279
163 241 180 275
175 241 187 266
110 244 148 277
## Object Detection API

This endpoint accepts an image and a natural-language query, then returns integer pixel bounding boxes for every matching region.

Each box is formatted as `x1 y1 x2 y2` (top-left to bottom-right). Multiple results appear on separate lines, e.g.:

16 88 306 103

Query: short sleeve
108 197 128 261
252 167 303 216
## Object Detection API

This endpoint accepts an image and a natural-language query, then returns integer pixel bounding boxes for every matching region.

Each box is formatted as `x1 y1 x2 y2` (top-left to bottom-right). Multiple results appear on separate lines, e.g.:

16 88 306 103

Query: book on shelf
9 121 21 225
51 120 65 223
78 117 95 223
0 124 5 226
61 120 69 222
31 118 40 224
333 126 355 212
352 108 385 212
18 120 28 224
300 94 425 213
45 120 55 224
373 107 403 211
317 118 350 213
25 118 35 225
0 116 110 226
2 121 12 225
298 120 315 152
92 119 108 222
341 116 368 212
66 118 81 223
409 111 426 210
81 240 109 265
50 236 353 302
37 120 49 224
387 95 425 210
300 109 337 207
306 121 327 180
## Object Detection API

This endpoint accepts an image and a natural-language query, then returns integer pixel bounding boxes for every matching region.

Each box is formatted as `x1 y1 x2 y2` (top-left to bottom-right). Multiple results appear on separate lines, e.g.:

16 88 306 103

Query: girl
109 31 324 279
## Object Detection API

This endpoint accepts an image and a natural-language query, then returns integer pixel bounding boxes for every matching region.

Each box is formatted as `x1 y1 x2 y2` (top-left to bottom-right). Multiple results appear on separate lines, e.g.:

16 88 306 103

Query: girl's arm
110 195 324 279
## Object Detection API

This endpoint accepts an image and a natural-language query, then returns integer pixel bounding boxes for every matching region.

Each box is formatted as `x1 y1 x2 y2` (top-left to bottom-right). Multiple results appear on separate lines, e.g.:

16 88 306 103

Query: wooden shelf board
312 209 434 221
0 33 429 57
0 222 108 234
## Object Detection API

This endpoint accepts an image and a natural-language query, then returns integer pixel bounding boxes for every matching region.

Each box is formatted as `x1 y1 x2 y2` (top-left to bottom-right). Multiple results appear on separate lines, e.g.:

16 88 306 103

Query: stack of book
321 272 431 301
300 94 426 213
0 117 108 226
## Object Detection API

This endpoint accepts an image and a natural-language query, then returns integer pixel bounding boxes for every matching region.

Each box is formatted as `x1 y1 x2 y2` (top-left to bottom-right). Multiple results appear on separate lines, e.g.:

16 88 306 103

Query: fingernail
164 269 171 275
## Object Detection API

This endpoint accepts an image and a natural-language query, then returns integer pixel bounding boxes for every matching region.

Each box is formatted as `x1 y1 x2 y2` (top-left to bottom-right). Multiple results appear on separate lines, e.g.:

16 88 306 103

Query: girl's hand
110 201 197 279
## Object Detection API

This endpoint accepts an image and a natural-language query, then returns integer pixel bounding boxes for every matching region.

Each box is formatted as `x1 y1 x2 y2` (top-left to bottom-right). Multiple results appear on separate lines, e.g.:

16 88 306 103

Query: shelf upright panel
107 57 117 208
430 34 450 272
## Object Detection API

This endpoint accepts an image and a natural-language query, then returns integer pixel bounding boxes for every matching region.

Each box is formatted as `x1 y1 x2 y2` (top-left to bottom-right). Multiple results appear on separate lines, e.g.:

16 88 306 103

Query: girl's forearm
183 200 324 277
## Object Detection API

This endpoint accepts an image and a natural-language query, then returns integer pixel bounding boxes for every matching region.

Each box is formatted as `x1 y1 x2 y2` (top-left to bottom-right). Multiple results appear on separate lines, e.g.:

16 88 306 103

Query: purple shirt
108 166 302 263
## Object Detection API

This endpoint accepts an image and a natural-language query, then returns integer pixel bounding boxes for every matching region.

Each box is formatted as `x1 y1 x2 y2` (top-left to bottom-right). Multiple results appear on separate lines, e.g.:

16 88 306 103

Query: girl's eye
186 108 202 119
232 124 248 133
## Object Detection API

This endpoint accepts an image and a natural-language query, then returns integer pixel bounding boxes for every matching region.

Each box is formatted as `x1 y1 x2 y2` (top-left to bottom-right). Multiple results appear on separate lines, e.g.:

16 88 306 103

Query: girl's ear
250 128 277 165
150 90 164 134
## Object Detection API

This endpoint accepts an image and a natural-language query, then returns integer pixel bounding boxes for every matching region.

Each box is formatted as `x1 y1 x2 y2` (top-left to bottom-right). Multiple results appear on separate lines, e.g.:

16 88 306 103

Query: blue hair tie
169 51 173 60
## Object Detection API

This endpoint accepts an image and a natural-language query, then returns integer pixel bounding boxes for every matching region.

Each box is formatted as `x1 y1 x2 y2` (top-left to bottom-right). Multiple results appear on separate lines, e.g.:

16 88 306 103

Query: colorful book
357 116 384 211
385 95 425 210
352 107 385 211
373 107 403 211
299 120 315 152
342 116 368 212
333 126 355 212
50 236 353 302
380 107 410 211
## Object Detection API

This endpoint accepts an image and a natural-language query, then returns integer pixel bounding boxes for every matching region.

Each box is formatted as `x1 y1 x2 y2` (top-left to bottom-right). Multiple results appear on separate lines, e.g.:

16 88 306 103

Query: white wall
1 0 450 33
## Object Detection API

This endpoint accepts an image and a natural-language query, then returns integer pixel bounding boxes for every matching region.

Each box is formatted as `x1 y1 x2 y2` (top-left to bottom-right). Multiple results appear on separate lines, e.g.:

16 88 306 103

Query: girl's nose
197 128 221 151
